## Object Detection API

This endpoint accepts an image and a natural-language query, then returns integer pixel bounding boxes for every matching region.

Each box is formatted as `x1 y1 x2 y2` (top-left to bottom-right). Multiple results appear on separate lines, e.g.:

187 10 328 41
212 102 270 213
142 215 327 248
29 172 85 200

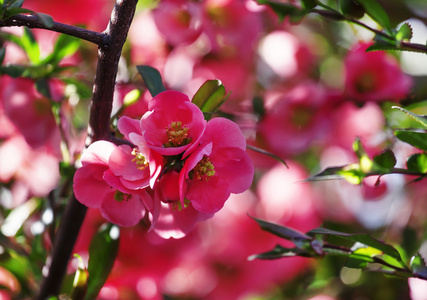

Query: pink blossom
140 90 206 157
73 141 156 227
0 134 60 207
179 117 254 214
23 0 110 31
153 0 203 46
258 82 336 157
344 42 413 102
153 170 213 239
1 76 62 153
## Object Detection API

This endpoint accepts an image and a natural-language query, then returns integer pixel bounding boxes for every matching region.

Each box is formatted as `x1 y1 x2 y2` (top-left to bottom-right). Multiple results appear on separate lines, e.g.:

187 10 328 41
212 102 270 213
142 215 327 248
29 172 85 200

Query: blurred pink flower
0 135 60 207
23 0 111 31
344 42 413 102
153 0 203 46
1 76 61 152
140 90 206 157
73 141 155 227
179 117 254 214
258 82 336 157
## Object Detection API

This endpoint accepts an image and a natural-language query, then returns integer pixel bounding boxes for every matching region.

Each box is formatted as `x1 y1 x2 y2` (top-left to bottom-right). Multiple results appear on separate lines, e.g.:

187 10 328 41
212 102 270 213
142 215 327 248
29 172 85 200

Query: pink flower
344 42 413 102
23 0 110 31
73 141 155 227
179 117 254 214
153 0 203 46
258 82 335 157
153 170 213 239
140 90 206 157
1 76 61 152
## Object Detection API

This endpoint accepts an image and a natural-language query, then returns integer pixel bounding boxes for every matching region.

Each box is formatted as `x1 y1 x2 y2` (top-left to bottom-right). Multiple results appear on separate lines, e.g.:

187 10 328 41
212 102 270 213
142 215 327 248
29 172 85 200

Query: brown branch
0 14 107 46
35 0 138 299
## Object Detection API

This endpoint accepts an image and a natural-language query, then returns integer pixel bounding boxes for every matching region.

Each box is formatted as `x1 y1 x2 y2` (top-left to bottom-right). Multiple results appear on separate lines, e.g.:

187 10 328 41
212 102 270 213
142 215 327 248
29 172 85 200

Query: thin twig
0 14 108 46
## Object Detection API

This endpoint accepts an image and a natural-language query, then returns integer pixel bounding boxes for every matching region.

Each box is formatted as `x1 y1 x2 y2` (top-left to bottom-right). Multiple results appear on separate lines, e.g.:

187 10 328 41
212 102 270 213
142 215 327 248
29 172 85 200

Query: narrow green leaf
392 106 427 128
301 0 316 10
356 0 392 33
246 144 288 168
306 166 347 181
395 130 427 151
255 0 306 23
248 245 312 261
0 47 5 65
136 65 166 97
8 0 24 9
406 153 427 173
34 12 54 28
309 228 407 268
42 34 81 65
35 78 52 99
21 27 40 64
192 79 226 114
396 23 413 42
4 7 32 17
410 253 427 278
251 216 312 241
0 64 26 77
373 149 397 170
84 223 120 300
339 0 365 19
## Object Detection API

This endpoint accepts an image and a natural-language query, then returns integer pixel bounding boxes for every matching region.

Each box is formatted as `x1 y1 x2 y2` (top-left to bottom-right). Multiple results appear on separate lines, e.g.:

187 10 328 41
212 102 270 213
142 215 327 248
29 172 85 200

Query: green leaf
34 12 54 28
0 47 5 65
248 245 312 261
246 144 288 168
301 0 316 10
84 223 120 300
7 0 24 9
35 78 52 99
406 153 427 173
339 0 365 19
309 228 407 269
395 130 427 151
251 216 312 241
255 0 306 23
0 64 26 77
337 165 366 185
192 79 226 114
373 149 397 170
306 166 347 181
20 27 40 64
42 34 81 65
396 23 413 42
136 65 166 97
410 253 427 278
392 106 427 128
356 0 392 33
4 7 33 17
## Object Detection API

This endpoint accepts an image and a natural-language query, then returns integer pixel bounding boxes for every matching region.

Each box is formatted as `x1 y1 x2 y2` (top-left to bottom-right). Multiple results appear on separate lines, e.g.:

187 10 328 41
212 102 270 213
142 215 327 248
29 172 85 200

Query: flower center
114 190 132 202
356 72 377 93
171 198 191 211
190 156 216 181
131 148 149 171
165 121 192 147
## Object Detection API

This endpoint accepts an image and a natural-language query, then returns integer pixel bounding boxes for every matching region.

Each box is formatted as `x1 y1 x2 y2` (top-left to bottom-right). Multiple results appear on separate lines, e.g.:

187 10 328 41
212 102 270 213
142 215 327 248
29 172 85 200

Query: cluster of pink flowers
73 90 254 238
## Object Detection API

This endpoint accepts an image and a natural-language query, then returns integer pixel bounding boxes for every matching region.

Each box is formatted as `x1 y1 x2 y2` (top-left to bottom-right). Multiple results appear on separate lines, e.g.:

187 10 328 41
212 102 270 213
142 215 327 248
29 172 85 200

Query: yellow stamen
131 148 149 171
164 121 192 147
190 156 216 181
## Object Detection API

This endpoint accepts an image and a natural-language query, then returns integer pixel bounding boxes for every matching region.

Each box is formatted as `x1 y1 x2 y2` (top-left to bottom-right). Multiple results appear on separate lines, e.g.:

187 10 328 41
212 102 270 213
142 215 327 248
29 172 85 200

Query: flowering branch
0 14 107 46
35 0 138 299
